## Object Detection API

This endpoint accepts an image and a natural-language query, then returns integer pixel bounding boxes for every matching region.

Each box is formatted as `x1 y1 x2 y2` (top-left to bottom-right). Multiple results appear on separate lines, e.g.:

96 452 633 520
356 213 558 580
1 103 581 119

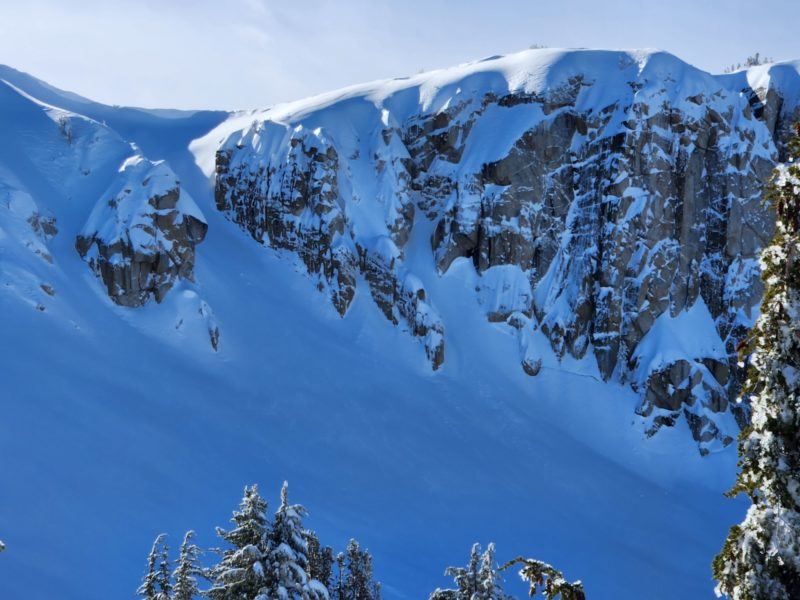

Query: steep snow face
204 49 800 453
0 75 218 348
0 78 129 320
0 52 798 600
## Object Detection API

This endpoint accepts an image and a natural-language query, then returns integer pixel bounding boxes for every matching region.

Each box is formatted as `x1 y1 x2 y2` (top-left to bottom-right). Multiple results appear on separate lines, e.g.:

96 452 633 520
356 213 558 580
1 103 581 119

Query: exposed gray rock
216 122 444 369
358 240 445 369
212 50 800 450
76 156 207 307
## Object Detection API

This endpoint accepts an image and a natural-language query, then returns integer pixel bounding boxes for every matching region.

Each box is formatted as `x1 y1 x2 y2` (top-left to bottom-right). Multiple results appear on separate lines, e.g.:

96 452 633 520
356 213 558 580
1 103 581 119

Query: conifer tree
173 531 203 600
477 544 506 599
207 485 272 600
429 543 480 599
331 552 346 600
500 557 585 600
323 540 381 600
157 539 173 599
138 482 382 600
138 534 171 600
343 539 380 600
265 481 327 599
138 535 162 600
305 530 334 590
713 123 800 599
430 543 512 600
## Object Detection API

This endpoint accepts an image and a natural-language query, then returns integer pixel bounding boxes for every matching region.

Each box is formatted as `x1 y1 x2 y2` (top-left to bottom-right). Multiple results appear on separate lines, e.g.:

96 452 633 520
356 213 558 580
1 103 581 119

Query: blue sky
0 0 797 109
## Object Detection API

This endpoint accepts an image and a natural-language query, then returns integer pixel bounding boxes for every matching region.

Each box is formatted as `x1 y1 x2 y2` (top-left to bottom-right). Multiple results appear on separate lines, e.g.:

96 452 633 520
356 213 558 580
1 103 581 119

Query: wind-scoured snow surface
2 49 798 599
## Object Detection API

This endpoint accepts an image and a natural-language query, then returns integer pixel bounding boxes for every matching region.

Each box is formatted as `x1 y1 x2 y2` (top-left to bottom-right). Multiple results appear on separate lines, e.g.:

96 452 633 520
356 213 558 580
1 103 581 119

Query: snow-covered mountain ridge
1 49 800 600
197 49 800 452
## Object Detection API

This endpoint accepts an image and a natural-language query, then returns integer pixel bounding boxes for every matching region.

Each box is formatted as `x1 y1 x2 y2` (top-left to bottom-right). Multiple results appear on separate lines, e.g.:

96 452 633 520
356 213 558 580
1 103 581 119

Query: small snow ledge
632 300 726 383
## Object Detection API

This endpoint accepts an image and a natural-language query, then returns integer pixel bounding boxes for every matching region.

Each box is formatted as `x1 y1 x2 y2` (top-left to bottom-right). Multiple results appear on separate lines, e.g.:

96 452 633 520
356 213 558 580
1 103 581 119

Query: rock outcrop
0 184 61 313
1 186 58 265
77 156 208 307
211 50 800 451
216 122 444 368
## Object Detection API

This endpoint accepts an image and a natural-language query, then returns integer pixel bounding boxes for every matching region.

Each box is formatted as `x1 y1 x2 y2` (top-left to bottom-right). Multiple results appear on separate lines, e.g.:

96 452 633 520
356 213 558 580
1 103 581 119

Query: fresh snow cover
632 299 727 381
719 59 800 105
3 48 800 600
79 155 204 253
195 48 783 176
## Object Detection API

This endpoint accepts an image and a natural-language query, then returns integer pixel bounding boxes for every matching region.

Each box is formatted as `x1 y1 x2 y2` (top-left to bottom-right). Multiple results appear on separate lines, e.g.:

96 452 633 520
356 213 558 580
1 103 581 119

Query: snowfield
2 49 797 599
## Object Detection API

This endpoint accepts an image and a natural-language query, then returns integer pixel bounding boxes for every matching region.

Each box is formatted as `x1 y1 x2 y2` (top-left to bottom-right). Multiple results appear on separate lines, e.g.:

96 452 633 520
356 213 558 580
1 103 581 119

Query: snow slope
2 50 792 599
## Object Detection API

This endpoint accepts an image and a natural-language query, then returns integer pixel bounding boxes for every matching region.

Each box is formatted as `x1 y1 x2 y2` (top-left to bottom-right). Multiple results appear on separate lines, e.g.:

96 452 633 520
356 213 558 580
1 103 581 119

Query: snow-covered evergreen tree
500 557 585 600
713 124 800 599
138 534 172 600
265 481 327 600
173 530 203 600
331 552 346 600
476 544 508 600
429 543 480 599
343 539 380 600
136 483 380 600
430 543 512 600
138 535 161 600
158 540 173 599
327 540 380 600
207 485 272 600
305 530 334 590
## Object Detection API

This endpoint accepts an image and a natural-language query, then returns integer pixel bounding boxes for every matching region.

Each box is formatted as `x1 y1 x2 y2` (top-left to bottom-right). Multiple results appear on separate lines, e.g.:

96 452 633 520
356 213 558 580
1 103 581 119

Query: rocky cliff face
212 50 800 452
215 121 445 368
76 156 208 308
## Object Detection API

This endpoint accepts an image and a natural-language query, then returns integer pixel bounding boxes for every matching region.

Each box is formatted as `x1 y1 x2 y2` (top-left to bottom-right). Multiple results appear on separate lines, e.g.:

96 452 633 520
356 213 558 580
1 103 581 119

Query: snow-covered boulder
76 156 207 307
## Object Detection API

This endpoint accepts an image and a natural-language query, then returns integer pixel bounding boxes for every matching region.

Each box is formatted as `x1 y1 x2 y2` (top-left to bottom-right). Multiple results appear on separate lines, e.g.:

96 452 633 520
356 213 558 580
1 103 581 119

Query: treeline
137 482 380 600
722 52 774 73
136 481 583 600
430 543 584 600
